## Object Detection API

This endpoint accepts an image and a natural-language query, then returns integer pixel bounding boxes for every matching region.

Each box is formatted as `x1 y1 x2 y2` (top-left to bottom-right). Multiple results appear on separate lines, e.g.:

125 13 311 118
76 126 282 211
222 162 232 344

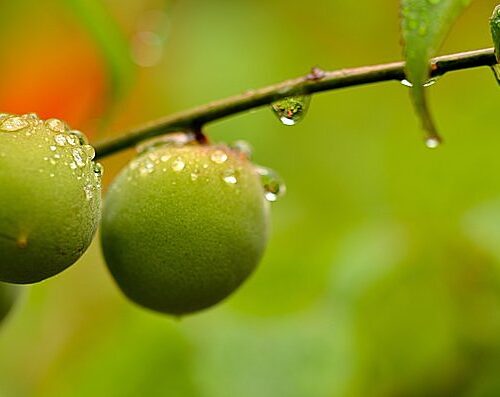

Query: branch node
307 66 326 81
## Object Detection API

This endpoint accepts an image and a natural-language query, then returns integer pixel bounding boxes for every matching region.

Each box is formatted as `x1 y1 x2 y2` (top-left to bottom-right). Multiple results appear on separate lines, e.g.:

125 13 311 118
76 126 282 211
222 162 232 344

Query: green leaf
63 0 135 101
490 4 500 62
401 0 472 144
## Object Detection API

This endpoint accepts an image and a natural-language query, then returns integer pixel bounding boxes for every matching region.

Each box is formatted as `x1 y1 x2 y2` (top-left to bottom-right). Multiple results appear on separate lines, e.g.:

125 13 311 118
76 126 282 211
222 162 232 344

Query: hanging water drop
255 166 286 202
271 95 310 126
425 135 441 149
400 76 439 87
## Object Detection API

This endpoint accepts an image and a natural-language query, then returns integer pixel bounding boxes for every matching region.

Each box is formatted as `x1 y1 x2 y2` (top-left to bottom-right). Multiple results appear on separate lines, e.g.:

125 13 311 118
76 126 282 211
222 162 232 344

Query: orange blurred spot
0 6 108 136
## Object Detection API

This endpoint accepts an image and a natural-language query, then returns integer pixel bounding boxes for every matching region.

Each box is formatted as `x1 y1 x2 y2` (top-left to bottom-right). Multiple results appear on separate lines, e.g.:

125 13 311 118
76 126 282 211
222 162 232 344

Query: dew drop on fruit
0 116 29 132
54 134 67 146
271 95 310 126
171 157 185 172
210 150 228 164
255 166 286 202
68 130 89 145
45 118 66 133
222 168 238 185
84 185 94 200
72 148 86 167
136 132 195 154
82 144 96 160
93 163 104 178
230 140 253 158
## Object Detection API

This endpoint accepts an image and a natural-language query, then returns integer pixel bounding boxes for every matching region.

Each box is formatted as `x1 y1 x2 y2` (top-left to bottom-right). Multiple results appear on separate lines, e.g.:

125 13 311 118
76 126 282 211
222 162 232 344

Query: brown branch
94 47 496 159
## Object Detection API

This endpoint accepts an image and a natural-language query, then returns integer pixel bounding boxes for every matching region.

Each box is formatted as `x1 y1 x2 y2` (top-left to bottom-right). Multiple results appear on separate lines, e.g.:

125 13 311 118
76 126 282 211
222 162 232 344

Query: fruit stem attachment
94 47 496 159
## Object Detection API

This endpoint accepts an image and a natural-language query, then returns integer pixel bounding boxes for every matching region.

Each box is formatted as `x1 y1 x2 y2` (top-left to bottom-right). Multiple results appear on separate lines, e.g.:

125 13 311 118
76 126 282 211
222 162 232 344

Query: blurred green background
1 0 500 396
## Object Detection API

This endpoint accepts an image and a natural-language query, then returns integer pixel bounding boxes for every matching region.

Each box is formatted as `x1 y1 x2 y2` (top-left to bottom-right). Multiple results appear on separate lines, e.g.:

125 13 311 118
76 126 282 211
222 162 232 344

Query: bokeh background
1 0 500 396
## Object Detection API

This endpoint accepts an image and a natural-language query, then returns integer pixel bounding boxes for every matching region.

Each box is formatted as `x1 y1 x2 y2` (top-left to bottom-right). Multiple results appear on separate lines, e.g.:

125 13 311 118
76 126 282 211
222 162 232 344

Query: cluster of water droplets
0 113 102 201
400 76 439 88
131 133 286 202
271 95 311 126
399 75 443 149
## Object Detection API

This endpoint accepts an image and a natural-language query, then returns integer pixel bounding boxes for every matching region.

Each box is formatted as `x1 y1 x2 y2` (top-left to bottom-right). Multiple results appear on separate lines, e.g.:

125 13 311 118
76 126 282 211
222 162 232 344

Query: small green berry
0 113 102 283
101 142 270 315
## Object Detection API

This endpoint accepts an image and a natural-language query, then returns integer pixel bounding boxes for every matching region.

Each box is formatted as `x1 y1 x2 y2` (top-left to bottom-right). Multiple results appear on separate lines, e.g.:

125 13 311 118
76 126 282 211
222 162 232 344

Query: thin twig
94 47 496 159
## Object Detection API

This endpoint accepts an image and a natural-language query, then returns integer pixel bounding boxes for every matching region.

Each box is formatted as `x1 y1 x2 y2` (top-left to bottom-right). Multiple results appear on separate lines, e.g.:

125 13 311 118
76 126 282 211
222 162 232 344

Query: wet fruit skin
0 114 101 284
101 144 269 315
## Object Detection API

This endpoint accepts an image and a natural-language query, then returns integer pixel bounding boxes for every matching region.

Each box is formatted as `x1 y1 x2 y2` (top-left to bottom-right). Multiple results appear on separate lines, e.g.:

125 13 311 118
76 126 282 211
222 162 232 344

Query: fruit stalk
94 47 496 159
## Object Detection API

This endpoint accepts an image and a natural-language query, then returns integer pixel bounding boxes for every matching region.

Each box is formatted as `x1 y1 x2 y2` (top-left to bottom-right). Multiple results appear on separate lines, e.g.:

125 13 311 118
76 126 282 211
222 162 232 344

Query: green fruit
101 142 270 315
0 113 102 284
0 282 19 323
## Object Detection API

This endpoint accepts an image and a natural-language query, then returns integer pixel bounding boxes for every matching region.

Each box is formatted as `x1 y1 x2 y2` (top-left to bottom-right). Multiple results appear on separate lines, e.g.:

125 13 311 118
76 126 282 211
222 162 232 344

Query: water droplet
136 132 194 154
210 150 228 164
54 134 67 146
84 185 94 200
45 118 66 133
93 163 104 178
82 144 96 160
171 157 185 172
400 77 439 87
69 162 78 170
222 169 238 184
425 136 441 149
72 148 86 167
271 95 310 126
1 116 29 132
255 166 286 202
24 113 41 127
423 77 439 87
49 145 57 152
191 172 199 181
400 79 413 87
68 130 89 145
230 140 253 158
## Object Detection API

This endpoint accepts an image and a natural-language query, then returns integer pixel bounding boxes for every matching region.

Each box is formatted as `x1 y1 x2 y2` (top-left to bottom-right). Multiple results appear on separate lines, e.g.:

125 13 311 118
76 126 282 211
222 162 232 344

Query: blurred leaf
490 4 500 62
63 0 135 101
400 0 472 143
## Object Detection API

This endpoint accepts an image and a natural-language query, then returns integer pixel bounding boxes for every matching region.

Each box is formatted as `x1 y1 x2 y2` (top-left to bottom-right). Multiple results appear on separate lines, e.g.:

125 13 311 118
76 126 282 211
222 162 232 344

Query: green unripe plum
0 113 102 284
0 282 19 323
101 142 270 315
